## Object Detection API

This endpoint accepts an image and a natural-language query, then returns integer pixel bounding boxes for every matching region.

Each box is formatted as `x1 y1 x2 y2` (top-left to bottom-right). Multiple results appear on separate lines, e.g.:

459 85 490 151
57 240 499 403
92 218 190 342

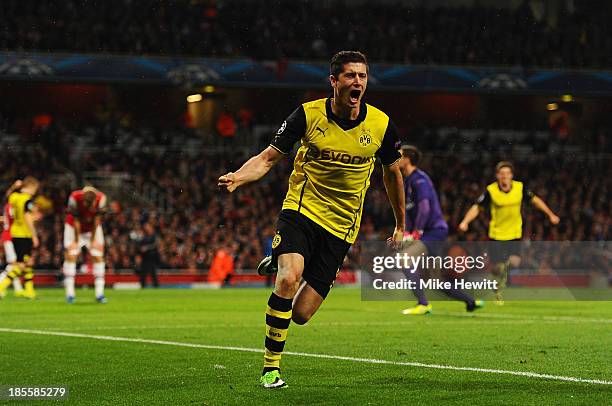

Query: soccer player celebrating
63 186 108 304
458 161 560 303
0 177 40 299
398 146 483 315
218 51 405 388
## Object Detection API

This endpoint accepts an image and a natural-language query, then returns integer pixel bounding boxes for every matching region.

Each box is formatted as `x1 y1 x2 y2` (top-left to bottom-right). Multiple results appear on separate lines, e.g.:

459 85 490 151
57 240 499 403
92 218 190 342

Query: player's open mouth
349 89 361 104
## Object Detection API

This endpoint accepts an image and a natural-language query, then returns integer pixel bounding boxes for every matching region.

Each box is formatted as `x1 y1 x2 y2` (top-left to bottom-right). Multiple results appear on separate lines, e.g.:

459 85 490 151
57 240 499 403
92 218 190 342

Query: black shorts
272 209 351 299
12 238 33 262
488 239 522 264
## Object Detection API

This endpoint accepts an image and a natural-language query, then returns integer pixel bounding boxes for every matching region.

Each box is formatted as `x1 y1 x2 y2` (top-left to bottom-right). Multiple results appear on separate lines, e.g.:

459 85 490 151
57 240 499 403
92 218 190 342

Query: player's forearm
5 180 22 197
531 196 556 217
382 165 406 231
74 219 81 241
92 216 101 242
232 150 279 187
24 212 37 239
461 205 480 225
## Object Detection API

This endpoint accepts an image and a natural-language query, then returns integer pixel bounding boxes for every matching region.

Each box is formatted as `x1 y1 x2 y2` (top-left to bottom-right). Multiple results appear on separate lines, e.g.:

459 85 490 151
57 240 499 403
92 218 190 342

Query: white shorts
3 240 16 263
64 224 104 257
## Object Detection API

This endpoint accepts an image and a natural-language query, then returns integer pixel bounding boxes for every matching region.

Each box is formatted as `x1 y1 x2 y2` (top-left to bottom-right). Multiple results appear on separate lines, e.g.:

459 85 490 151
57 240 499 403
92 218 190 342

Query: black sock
404 269 428 306
441 287 475 307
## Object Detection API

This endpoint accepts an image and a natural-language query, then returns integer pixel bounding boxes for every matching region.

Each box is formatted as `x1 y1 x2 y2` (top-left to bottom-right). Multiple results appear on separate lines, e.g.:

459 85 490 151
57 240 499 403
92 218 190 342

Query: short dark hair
330 51 368 78
400 145 422 166
495 161 514 173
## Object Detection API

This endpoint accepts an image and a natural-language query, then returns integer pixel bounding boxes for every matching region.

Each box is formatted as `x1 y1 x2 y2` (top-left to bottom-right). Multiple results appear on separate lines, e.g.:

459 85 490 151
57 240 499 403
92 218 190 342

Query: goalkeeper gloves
403 230 423 241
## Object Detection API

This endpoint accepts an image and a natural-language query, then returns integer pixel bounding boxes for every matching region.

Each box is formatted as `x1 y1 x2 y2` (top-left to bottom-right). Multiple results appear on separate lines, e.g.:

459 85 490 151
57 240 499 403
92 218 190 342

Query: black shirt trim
325 97 367 131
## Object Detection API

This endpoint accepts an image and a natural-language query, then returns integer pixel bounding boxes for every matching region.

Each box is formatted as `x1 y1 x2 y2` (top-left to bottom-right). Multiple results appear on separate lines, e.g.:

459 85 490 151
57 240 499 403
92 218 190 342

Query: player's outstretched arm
218 146 283 193
459 204 481 232
531 195 560 224
382 162 406 242
5 179 23 197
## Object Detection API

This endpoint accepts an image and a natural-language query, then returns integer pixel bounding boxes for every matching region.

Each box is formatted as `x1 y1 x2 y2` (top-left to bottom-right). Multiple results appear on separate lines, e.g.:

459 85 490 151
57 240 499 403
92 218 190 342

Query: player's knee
291 309 312 325
64 253 77 262
276 256 304 295
276 273 299 295
93 261 105 278
508 255 521 268
90 249 104 258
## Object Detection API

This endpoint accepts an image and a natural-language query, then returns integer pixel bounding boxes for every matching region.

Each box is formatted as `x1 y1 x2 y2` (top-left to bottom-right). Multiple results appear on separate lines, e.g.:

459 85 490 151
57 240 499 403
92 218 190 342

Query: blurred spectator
138 222 159 288
216 110 237 146
207 245 235 285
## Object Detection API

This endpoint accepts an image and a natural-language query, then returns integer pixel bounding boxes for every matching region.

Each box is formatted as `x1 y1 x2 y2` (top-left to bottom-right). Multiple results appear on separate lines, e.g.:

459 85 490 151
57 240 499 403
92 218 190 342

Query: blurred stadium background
0 0 608 289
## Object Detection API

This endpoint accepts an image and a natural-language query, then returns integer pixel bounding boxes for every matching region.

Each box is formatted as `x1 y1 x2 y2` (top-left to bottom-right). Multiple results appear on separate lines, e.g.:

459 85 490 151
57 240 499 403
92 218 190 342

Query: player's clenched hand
218 172 239 193
458 222 469 232
32 235 40 248
549 214 560 225
386 227 404 249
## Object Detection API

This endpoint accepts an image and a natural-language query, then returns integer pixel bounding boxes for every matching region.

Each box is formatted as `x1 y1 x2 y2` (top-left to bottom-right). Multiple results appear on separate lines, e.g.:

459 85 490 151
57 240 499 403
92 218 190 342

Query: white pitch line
0 327 610 386
10 319 547 332
436 311 612 324
0 318 589 333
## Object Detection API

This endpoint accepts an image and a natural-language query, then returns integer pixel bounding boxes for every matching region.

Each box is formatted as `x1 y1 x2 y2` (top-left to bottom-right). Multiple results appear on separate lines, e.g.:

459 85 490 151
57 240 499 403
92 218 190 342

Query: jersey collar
497 181 513 193
406 168 420 181
326 97 367 131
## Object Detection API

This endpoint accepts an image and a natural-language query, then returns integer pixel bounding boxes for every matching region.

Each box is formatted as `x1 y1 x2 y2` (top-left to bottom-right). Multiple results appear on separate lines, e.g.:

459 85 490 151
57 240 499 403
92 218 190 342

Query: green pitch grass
0 288 610 405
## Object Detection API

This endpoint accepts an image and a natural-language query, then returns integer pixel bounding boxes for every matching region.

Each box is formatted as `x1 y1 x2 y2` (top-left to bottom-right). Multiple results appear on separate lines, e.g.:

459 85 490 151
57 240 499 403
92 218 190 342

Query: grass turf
0 288 610 405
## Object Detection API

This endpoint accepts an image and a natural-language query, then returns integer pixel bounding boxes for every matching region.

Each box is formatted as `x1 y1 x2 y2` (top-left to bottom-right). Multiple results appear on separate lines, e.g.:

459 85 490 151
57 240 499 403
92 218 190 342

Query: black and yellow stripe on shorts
264 293 292 369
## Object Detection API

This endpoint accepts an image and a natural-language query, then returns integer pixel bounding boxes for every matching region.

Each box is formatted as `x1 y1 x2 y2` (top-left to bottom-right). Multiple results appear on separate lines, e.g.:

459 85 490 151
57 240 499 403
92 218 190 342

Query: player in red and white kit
63 186 107 304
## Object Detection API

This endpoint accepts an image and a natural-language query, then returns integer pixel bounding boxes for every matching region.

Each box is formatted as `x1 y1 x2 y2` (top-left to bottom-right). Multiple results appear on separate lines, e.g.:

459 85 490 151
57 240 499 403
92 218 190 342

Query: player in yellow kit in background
219 51 406 388
0 179 27 297
0 177 40 299
459 161 560 304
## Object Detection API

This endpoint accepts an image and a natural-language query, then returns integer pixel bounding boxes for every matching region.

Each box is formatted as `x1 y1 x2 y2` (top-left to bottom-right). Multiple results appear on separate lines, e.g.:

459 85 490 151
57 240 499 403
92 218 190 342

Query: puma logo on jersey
315 126 328 136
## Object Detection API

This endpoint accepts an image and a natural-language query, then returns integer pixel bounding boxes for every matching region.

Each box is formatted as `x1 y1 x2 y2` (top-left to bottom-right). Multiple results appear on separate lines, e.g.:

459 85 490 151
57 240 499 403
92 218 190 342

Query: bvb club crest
272 232 282 249
359 128 372 147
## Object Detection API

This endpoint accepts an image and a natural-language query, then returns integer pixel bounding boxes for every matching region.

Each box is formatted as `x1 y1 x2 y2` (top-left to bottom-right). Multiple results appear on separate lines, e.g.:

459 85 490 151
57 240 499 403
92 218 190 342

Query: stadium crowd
0 119 608 273
2 0 612 69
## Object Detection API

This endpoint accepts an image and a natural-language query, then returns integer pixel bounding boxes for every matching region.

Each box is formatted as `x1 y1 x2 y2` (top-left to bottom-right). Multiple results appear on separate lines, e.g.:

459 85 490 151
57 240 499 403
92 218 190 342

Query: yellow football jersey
477 180 533 240
270 98 400 243
8 191 35 238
